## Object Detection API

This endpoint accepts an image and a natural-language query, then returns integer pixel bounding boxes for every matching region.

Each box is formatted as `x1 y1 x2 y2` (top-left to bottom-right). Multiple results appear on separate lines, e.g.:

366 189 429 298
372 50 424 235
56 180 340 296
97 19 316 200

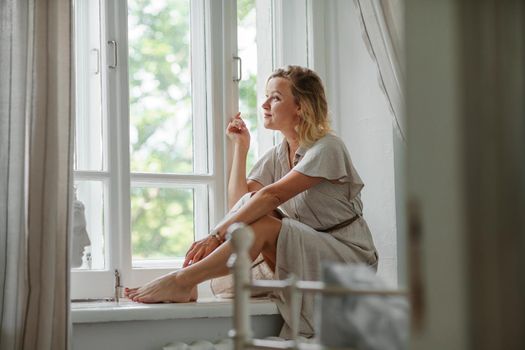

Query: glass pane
238 0 258 170
131 187 194 264
74 0 105 171
73 180 106 270
128 0 194 174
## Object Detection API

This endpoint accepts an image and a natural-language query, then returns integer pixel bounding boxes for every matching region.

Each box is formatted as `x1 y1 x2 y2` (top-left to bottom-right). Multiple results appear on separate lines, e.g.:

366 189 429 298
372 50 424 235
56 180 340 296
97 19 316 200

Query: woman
125 66 378 337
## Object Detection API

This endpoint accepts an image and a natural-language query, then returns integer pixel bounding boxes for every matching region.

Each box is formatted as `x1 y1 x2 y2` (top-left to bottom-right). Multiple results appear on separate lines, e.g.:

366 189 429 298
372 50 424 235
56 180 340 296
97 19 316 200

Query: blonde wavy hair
268 66 331 147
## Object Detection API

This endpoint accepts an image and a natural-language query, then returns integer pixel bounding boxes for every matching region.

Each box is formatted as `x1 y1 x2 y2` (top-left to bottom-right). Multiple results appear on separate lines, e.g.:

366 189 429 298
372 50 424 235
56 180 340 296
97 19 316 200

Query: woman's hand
183 235 221 267
226 112 250 151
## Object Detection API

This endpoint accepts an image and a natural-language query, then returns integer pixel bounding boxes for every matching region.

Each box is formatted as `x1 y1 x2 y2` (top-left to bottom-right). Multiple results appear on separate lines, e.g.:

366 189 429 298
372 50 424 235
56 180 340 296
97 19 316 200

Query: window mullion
256 0 276 155
130 172 214 185
191 0 208 176
192 0 213 240
74 170 110 181
205 0 237 228
102 0 132 288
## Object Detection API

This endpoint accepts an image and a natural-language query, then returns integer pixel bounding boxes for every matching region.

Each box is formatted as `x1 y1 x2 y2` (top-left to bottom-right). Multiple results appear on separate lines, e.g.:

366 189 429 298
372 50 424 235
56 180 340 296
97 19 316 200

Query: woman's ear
296 102 302 116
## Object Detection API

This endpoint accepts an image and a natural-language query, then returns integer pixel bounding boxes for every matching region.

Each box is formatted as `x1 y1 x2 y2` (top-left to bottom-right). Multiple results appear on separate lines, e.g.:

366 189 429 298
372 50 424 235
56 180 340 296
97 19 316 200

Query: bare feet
125 272 197 303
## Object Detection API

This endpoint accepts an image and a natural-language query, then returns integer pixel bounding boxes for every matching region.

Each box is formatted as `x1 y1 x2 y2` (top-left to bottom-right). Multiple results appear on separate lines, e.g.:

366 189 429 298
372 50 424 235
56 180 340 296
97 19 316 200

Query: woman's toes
129 290 142 300
125 287 139 298
126 272 197 303
138 296 153 303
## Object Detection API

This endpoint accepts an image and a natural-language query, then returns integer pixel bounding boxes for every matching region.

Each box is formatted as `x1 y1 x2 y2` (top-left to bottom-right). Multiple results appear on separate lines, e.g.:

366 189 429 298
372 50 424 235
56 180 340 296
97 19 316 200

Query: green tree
128 0 194 259
237 0 258 170
128 0 259 260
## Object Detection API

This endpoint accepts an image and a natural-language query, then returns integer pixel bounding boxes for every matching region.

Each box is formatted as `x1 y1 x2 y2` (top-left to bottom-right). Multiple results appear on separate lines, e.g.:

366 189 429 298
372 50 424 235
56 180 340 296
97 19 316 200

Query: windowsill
71 297 279 324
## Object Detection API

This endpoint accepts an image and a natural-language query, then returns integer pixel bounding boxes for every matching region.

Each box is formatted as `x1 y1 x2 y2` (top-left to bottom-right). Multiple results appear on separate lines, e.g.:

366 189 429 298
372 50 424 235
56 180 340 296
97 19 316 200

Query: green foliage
237 0 254 20
128 0 195 260
128 0 259 260
240 73 258 169
237 0 258 170
128 0 193 174
131 187 194 258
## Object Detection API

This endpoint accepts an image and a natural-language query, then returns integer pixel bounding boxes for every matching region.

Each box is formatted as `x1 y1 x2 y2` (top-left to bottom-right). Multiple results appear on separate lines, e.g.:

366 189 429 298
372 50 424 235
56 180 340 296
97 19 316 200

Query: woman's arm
218 170 323 240
228 143 248 208
183 170 321 267
226 113 258 209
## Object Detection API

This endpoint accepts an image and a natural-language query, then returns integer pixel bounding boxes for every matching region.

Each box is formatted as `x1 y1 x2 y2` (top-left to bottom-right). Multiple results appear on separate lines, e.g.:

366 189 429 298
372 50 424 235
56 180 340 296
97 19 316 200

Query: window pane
131 187 194 264
238 0 258 170
74 0 105 171
73 180 106 270
128 0 194 174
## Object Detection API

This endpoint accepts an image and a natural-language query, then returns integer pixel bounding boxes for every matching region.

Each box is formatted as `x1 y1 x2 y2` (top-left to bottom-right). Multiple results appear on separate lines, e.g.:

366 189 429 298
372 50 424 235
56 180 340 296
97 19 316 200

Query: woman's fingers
183 236 221 267
227 113 246 131
185 238 220 266
232 119 244 130
195 240 219 263
183 246 198 267
185 237 207 257
185 241 197 257
192 247 206 264
184 239 205 266
226 113 250 150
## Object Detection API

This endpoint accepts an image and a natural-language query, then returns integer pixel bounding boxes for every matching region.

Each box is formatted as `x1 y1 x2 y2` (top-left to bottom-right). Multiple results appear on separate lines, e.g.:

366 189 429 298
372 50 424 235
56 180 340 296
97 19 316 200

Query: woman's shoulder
309 133 347 152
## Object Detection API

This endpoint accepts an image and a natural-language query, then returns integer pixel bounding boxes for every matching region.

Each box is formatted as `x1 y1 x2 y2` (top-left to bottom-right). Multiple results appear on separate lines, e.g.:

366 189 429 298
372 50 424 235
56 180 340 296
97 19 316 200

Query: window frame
72 0 238 299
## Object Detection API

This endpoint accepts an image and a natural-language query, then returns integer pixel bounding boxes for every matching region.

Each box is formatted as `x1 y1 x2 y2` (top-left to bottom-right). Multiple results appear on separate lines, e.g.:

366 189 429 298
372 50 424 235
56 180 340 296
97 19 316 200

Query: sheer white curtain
355 0 405 140
0 0 73 349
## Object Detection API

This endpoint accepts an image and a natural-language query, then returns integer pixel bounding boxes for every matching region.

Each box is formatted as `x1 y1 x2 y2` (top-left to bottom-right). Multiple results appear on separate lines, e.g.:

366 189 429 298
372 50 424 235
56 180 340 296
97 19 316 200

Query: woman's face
261 77 301 132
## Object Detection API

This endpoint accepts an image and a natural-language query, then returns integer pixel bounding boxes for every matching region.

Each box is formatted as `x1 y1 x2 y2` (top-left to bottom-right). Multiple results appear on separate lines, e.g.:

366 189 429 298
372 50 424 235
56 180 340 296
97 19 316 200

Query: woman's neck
281 130 300 155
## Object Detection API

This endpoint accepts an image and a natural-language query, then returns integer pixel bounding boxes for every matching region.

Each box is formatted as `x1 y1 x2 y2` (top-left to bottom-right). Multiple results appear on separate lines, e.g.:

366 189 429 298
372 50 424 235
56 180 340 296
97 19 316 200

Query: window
127 0 209 269
72 0 277 299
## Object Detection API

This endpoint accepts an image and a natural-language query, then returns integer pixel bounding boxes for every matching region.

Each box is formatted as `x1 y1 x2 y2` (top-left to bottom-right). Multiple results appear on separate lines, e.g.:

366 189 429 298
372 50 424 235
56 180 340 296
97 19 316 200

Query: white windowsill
71 297 279 324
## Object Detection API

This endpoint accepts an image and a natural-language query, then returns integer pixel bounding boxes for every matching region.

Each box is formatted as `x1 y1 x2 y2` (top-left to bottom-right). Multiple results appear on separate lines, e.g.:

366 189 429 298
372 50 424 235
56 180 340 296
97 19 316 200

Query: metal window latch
70 270 123 304
108 40 118 69
233 56 242 82
114 269 123 303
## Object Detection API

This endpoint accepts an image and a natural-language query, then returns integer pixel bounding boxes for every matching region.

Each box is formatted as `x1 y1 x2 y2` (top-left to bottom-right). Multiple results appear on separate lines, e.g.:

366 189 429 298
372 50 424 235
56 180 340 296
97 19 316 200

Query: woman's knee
256 214 281 229
250 215 281 244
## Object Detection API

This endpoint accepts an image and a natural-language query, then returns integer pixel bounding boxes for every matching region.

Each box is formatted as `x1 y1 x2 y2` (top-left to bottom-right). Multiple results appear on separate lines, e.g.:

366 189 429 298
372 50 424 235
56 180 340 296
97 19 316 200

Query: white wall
73 314 282 350
321 0 399 286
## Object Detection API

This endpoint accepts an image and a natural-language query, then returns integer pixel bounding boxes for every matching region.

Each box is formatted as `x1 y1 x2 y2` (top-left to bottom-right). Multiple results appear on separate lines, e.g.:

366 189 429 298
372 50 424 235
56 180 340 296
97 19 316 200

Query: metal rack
227 223 406 350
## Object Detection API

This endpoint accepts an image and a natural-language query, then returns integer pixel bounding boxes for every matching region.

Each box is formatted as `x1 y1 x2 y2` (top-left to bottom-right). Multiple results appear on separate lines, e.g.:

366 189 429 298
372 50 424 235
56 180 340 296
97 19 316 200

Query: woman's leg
126 215 282 303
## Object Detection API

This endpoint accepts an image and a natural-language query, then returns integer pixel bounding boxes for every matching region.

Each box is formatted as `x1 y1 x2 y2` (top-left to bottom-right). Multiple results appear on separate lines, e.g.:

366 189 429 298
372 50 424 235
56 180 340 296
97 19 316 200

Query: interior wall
321 0 399 286
72 314 282 350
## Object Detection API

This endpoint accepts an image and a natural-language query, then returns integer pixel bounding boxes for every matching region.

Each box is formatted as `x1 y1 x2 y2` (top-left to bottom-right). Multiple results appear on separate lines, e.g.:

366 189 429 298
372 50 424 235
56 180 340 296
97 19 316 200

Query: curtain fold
0 0 73 349
354 0 406 140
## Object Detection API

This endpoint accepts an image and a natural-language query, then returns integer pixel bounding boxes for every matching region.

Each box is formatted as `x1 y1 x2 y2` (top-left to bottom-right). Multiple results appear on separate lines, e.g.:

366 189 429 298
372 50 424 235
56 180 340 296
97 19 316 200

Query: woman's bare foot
125 272 197 303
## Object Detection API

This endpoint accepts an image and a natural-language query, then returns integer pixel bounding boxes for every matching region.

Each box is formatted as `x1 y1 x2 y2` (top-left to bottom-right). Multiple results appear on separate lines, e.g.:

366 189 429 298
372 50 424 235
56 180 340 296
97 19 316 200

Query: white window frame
72 0 238 299
71 0 303 299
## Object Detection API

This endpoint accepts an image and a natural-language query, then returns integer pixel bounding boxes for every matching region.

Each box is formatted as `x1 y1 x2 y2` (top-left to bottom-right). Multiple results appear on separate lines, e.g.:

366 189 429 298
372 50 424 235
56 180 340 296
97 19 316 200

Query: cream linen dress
247 133 378 338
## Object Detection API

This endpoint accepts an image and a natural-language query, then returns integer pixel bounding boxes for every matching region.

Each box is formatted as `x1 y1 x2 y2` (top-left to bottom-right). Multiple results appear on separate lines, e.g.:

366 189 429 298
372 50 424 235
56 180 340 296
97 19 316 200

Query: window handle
233 56 242 82
108 40 118 69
